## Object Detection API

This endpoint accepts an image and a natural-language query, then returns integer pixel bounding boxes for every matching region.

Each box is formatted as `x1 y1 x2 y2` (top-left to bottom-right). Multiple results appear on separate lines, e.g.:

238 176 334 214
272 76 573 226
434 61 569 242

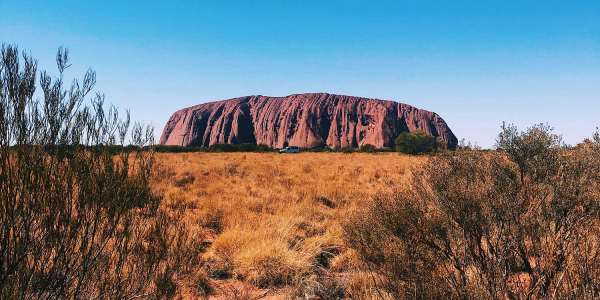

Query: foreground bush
346 124 600 299
0 45 184 298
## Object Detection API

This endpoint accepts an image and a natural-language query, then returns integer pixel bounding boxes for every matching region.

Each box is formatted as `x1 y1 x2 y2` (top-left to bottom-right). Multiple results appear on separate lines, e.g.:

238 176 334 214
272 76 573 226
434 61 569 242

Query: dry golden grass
151 152 424 298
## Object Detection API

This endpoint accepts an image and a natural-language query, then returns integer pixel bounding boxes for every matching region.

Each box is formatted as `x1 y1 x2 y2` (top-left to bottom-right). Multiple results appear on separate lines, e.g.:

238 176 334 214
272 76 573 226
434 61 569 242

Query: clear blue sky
1 0 599 147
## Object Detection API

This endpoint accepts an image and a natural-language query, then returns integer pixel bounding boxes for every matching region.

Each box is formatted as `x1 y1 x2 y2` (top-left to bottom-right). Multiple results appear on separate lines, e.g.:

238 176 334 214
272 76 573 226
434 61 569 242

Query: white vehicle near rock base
279 146 300 153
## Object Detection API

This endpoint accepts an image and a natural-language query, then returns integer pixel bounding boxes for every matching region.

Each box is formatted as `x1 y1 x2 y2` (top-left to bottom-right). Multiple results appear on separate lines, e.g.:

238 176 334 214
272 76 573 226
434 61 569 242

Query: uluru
160 93 458 149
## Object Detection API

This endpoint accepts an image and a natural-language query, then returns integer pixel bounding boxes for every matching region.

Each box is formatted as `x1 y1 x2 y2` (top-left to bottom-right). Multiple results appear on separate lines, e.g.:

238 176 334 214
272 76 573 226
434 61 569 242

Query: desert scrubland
150 124 600 299
3 45 600 300
152 152 423 299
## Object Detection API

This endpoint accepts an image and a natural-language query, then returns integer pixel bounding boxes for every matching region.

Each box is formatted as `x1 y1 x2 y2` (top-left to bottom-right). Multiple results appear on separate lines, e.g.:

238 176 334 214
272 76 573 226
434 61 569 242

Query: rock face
160 93 458 149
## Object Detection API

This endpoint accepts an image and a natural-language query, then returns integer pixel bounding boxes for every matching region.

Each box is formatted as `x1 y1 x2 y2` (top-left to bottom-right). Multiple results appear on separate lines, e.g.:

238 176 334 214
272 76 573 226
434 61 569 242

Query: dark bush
345 124 600 299
394 131 437 154
151 143 274 153
340 146 354 153
208 143 273 152
152 145 206 153
358 144 376 153
306 146 335 152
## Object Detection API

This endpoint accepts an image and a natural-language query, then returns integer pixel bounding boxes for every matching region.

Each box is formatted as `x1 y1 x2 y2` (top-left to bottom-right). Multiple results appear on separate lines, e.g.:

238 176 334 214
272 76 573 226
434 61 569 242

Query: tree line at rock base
151 133 448 154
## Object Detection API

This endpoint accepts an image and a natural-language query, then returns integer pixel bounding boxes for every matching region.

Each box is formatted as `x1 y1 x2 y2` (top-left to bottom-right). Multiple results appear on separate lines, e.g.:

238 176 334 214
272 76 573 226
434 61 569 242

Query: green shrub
306 146 335 152
151 143 274 153
394 131 437 154
152 145 206 152
358 144 376 153
208 143 274 152
341 146 354 153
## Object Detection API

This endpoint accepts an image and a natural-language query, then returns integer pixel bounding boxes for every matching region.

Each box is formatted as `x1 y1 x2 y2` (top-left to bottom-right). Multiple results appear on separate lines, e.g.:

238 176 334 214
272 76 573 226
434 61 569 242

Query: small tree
394 131 437 154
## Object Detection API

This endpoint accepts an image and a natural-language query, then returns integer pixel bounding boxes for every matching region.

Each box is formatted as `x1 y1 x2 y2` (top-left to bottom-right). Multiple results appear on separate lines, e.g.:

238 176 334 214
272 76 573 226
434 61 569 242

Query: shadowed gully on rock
160 93 458 149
